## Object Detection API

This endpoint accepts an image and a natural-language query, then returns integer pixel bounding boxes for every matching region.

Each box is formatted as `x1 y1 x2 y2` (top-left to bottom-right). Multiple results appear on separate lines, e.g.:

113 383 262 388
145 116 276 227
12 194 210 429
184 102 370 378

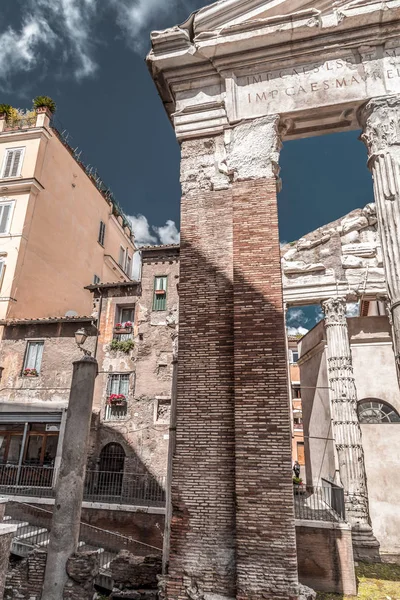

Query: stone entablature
280 202 386 306
148 0 400 140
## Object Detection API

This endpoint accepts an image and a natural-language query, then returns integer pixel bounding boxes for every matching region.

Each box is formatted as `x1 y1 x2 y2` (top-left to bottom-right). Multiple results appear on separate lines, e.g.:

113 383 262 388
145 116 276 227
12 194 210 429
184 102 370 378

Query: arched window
358 399 400 424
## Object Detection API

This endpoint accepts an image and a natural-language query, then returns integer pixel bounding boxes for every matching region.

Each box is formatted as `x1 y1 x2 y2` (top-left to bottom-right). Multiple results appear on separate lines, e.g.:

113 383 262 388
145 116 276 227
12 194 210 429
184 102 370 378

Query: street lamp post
41 330 97 600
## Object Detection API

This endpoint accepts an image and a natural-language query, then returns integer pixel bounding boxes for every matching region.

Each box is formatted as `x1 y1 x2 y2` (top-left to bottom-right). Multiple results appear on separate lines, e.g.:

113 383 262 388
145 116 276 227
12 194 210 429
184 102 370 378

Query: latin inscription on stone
232 47 400 120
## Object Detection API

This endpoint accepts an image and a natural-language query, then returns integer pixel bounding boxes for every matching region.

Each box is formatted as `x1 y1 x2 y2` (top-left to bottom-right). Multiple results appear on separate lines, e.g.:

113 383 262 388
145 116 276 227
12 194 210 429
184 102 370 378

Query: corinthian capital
322 297 347 326
358 95 400 156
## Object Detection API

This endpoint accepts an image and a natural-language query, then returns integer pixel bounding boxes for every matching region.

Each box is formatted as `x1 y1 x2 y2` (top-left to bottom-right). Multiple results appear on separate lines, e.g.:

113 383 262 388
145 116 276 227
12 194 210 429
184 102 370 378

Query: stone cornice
0 126 51 144
0 177 44 195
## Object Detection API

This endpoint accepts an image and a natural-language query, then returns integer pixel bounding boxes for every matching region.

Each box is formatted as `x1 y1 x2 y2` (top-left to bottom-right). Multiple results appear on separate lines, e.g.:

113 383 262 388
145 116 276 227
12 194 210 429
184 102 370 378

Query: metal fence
294 482 346 522
0 466 166 507
6 500 162 575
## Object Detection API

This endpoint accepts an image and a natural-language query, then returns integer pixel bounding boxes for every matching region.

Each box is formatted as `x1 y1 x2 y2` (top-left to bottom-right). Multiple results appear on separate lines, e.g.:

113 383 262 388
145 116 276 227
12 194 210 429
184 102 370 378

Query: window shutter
10 149 22 177
0 261 5 290
98 221 106 245
0 204 11 234
3 152 14 178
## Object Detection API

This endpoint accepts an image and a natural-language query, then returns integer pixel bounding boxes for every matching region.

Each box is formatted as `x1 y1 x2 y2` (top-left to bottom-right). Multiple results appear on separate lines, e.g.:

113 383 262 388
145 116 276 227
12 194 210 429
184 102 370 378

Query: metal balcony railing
294 481 346 522
0 466 166 507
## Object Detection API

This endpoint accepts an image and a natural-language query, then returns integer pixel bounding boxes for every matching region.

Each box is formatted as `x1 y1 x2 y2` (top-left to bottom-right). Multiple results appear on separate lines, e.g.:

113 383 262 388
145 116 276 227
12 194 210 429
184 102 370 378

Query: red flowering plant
107 394 127 407
23 368 38 377
115 323 123 330
124 321 133 328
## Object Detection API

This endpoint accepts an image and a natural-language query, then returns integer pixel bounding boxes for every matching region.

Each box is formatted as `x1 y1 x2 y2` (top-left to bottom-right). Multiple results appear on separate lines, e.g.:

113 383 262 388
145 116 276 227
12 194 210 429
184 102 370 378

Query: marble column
359 96 400 370
322 297 369 525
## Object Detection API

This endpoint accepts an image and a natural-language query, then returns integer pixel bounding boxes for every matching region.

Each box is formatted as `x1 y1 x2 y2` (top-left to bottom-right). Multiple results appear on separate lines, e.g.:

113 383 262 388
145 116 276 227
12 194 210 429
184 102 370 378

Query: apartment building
0 107 135 321
288 335 304 472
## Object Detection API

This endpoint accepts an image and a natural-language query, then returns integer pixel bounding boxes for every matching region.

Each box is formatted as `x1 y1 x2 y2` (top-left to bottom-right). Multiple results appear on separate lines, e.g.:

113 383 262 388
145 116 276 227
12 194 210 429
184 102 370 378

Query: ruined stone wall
281 203 385 304
5 550 98 600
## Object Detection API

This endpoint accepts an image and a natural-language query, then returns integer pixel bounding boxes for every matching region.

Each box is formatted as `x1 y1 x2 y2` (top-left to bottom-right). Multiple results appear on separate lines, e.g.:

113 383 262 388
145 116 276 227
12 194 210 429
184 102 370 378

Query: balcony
294 481 346 522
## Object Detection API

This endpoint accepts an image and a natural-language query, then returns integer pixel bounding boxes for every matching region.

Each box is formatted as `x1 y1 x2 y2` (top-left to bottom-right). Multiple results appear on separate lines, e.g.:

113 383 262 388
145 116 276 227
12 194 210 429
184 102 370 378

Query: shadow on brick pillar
165 117 299 600
230 117 299 600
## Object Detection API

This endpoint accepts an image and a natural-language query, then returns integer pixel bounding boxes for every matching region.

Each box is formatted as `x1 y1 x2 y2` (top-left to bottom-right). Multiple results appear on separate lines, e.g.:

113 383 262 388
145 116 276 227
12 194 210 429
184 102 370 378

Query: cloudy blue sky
0 0 374 331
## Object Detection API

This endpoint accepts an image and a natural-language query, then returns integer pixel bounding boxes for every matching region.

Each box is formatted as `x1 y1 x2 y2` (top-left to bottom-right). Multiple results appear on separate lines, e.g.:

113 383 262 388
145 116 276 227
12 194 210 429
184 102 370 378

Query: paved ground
316 563 400 600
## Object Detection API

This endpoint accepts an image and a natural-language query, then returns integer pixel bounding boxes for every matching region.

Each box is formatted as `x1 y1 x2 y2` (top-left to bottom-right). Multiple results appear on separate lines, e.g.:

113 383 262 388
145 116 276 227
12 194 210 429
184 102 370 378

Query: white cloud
287 308 308 325
0 17 56 82
127 214 158 247
0 0 200 84
315 306 324 322
287 326 309 337
154 220 180 245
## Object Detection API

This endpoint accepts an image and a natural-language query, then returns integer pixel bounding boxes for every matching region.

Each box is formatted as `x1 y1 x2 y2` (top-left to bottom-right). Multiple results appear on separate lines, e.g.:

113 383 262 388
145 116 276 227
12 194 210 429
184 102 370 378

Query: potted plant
0 104 12 121
23 368 38 377
124 321 133 328
293 476 305 494
33 96 56 115
115 323 123 330
107 394 127 407
109 339 135 354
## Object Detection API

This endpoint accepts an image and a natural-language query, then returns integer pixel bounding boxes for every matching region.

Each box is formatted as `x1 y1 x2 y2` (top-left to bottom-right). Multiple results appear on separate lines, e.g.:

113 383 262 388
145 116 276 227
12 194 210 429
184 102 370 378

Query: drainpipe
16 422 28 486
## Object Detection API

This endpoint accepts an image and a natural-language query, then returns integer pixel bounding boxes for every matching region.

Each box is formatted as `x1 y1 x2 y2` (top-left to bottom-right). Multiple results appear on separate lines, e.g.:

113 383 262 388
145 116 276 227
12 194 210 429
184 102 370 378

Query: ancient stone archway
148 1 400 598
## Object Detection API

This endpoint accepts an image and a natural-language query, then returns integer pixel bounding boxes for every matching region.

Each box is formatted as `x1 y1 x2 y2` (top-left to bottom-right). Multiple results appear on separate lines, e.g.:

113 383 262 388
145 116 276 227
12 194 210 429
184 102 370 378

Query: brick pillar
230 118 298 600
166 135 236 600
166 118 298 600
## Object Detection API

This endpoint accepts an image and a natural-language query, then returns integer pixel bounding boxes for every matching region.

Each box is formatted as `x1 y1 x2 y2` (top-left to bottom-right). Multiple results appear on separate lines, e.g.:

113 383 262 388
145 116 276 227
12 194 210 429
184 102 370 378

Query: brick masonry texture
296 525 356 595
233 179 298 600
0 531 14 599
166 136 298 600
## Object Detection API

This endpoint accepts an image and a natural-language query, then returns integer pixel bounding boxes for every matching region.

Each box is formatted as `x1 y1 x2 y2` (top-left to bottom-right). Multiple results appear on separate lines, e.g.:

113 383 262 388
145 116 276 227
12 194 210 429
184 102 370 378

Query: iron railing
294 482 345 522
0 466 166 507
6 501 162 571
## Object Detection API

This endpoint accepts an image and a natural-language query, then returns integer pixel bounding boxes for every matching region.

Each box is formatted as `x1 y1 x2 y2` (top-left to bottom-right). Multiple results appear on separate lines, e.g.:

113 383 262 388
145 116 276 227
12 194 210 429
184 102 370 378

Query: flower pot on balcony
155 290 165 295
107 394 127 407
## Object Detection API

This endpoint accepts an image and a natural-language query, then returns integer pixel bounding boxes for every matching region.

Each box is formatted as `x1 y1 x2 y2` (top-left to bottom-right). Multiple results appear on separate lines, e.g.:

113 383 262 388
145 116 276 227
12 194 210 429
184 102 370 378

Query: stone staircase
4 515 117 590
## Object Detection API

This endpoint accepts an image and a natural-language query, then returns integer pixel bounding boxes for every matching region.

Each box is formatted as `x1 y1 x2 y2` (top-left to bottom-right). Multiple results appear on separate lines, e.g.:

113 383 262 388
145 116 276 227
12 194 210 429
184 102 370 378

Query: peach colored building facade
0 109 135 321
288 335 304 469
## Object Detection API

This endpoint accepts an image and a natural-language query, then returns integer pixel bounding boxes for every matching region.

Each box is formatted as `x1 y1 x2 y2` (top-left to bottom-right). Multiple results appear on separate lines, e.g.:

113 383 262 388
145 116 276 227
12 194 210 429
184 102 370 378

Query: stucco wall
299 322 335 486
362 424 400 555
0 321 97 407
1 126 135 320
349 316 400 412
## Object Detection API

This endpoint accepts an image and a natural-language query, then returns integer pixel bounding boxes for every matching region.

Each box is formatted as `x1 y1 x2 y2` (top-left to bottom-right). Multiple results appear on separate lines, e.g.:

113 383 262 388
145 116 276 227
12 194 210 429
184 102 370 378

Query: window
290 350 299 364
358 399 400 424
115 307 134 340
119 246 126 268
126 254 132 277
292 385 301 399
93 274 101 285
153 276 167 311
0 260 5 291
105 374 130 421
297 442 305 465
23 341 44 374
0 202 13 234
98 221 106 246
2 148 24 178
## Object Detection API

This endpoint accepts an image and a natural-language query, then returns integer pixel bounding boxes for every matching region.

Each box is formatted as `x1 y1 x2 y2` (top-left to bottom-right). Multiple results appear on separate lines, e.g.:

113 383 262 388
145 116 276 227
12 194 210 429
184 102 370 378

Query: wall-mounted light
75 328 91 356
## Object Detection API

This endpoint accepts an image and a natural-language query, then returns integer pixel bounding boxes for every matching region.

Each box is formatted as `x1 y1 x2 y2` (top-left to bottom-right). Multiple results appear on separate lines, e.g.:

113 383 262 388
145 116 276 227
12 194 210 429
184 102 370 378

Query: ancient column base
352 523 381 563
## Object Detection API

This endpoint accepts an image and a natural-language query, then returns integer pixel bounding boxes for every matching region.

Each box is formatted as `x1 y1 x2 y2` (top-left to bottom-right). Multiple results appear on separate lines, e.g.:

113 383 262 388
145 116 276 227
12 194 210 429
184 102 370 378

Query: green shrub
109 338 135 354
33 95 56 114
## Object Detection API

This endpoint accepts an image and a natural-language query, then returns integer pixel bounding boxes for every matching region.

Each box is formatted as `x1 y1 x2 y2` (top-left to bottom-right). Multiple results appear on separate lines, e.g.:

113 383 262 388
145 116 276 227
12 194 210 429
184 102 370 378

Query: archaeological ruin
147 0 400 598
